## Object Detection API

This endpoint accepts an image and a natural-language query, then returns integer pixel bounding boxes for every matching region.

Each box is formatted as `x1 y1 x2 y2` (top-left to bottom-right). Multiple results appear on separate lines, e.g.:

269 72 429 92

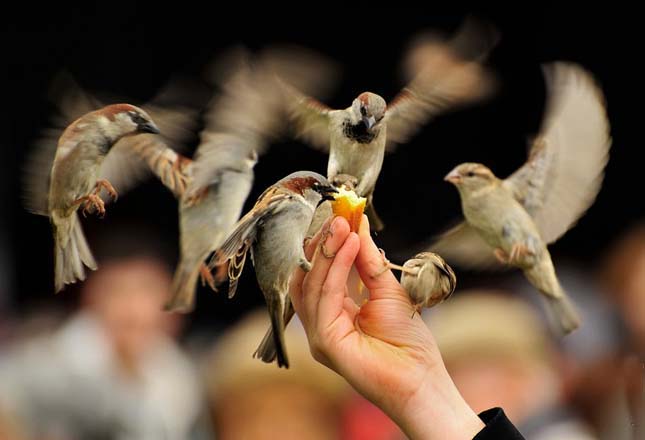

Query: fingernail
330 215 344 233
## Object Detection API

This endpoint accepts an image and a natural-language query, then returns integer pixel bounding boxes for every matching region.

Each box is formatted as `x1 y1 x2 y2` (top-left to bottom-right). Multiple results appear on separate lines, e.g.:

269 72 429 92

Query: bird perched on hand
28 104 160 292
24 74 199 293
212 171 338 368
378 252 456 314
281 19 497 231
132 48 336 313
432 62 612 334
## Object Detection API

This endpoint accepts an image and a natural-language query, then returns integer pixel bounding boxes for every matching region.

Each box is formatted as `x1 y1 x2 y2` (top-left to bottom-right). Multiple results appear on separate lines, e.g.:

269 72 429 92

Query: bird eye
466 171 476 177
360 106 367 116
129 111 146 124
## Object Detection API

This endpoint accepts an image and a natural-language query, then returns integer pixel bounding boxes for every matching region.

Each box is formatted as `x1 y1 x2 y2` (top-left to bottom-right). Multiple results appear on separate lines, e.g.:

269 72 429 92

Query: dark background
2 5 641 333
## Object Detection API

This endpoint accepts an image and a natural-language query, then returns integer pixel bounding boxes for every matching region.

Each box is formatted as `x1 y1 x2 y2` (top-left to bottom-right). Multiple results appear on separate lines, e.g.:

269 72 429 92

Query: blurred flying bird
281 19 497 231
133 48 338 313
23 74 199 292
432 63 612 334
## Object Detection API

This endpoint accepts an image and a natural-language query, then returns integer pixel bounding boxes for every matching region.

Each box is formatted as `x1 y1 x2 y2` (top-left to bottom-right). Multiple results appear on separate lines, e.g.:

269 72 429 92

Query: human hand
289 215 484 439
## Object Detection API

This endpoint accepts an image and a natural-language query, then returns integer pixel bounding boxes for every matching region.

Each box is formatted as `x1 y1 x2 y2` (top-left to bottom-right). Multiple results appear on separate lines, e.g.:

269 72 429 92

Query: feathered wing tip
543 292 581 335
164 261 201 313
53 213 97 293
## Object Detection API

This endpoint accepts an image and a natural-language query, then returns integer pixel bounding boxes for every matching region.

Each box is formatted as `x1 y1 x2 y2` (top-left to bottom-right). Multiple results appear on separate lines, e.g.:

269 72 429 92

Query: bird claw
372 248 413 278
320 225 335 258
95 179 118 201
372 248 392 278
493 248 509 264
495 244 533 265
299 258 313 272
75 194 106 218
199 263 217 291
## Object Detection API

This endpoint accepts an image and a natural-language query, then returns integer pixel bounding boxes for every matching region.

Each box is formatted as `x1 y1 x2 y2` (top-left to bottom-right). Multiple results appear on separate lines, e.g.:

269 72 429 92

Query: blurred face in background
82 258 178 370
603 225 645 350
214 382 340 440
617 251 645 345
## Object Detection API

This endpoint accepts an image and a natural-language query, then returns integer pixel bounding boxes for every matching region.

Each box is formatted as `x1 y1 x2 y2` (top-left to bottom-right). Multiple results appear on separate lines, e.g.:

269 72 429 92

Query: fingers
355 215 410 301
302 217 351 326
317 231 359 328
289 216 332 319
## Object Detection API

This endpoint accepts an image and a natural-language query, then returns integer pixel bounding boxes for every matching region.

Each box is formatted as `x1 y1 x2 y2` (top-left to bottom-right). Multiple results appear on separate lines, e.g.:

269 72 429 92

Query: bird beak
315 185 338 205
137 121 161 134
444 169 462 184
362 115 376 130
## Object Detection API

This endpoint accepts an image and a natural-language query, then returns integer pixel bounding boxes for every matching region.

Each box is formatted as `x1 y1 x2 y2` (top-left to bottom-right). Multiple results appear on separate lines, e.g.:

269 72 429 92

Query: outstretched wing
385 18 498 150
429 222 502 270
281 83 333 151
210 186 290 297
503 62 611 244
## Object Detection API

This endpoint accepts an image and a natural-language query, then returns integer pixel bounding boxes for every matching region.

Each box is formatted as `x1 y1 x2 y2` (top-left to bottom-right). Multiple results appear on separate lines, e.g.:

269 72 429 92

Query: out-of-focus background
1 4 643 440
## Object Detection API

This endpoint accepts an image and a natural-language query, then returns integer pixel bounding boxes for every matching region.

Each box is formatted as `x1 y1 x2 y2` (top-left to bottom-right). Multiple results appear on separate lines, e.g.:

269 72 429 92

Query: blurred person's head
81 256 178 372
205 310 349 440
427 291 557 425
602 222 645 349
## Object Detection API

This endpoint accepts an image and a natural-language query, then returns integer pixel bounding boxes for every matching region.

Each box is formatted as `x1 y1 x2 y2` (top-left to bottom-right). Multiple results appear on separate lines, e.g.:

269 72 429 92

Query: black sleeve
474 408 525 439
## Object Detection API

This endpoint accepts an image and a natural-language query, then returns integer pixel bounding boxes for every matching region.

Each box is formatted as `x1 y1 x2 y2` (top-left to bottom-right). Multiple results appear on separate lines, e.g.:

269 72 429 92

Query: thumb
354 215 411 302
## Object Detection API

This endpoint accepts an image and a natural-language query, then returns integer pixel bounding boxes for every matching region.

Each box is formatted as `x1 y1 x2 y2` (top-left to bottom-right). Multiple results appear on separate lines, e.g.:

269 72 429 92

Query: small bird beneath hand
28 103 160 293
212 171 338 368
432 63 612 334
377 251 456 315
282 19 497 231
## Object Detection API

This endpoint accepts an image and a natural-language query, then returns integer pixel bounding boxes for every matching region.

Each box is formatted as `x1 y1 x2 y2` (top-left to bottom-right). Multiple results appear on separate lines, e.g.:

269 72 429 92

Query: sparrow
377 251 456 314
28 104 160 292
133 49 334 313
432 63 612 334
212 171 338 368
24 74 198 293
281 19 497 231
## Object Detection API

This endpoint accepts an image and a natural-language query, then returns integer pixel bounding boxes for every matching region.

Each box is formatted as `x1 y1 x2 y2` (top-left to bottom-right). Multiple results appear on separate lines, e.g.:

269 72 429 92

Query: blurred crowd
0 221 642 440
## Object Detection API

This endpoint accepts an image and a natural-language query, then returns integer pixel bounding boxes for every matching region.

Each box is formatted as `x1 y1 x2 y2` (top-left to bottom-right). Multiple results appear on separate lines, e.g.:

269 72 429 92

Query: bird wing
260 46 339 152
429 222 502 270
384 19 498 150
23 129 59 215
211 186 290 298
98 98 199 200
503 62 611 244
23 73 200 212
281 83 333 151
121 135 192 198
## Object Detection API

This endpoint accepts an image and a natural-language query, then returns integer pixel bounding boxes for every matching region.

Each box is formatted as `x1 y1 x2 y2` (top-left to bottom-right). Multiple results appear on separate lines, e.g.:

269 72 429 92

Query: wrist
394 364 484 439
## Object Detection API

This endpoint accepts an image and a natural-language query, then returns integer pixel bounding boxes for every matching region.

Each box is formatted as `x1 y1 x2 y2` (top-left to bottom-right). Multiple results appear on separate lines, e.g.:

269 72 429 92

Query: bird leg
508 243 533 265
199 263 217 291
494 244 533 265
372 248 416 278
213 261 229 284
184 187 209 207
94 179 118 201
319 224 336 258
493 248 509 264
410 304 423 319
73 194 106 217
299 257 313 272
